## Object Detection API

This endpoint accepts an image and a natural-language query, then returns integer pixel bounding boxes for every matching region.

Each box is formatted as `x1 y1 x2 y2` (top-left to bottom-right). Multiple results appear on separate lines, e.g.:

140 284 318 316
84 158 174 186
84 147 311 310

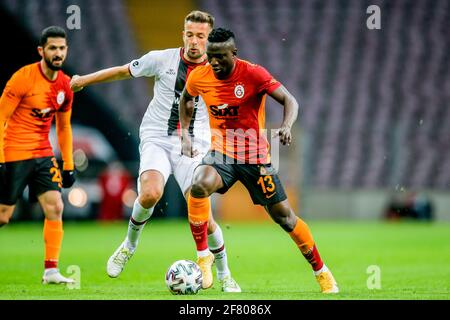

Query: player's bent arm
55 110 74 170
179 88 195 135
268 85 299 145
70 64 132 92
269 85 299 128
179 88 198 157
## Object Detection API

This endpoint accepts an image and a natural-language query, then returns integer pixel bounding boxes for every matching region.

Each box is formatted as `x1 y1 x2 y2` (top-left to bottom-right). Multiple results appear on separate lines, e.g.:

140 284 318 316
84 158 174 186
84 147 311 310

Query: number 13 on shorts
257 175 276 194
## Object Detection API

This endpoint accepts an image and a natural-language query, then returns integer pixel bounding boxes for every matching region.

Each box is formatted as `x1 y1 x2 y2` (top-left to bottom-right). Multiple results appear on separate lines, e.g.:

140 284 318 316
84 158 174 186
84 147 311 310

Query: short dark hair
207 28 235 43
185 10 214 29
39 26 67 47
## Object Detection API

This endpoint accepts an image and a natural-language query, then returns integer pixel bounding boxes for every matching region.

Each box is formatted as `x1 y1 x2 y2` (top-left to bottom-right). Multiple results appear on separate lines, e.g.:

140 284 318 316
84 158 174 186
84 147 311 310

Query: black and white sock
125 198 154 250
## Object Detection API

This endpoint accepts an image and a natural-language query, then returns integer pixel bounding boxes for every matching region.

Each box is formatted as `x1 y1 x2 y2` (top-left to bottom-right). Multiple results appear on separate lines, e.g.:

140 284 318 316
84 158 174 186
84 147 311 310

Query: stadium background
0 0 449 301
1 0 448 223
0 0 450 220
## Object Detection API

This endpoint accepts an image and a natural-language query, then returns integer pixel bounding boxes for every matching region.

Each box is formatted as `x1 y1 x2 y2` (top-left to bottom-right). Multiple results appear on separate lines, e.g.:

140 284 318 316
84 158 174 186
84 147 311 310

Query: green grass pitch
0 219 449 300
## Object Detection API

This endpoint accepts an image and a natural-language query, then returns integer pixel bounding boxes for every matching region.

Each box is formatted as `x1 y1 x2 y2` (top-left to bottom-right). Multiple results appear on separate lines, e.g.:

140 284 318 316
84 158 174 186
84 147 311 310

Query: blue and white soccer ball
165 260 202 295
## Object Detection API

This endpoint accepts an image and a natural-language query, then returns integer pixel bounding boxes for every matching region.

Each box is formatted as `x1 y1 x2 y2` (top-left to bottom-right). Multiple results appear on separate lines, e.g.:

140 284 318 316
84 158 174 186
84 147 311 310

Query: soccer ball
165 260 202 295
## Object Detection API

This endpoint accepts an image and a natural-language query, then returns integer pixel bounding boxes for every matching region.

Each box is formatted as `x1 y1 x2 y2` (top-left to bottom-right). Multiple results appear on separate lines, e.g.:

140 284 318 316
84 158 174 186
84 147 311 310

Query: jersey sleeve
253 65 281 94
128 50 162 78
59 77 74 112
0 69 29 113
185 69 200 97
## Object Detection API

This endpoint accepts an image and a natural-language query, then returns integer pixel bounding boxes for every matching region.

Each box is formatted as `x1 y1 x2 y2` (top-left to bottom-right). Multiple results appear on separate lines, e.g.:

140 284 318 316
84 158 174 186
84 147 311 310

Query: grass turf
0 220 449 300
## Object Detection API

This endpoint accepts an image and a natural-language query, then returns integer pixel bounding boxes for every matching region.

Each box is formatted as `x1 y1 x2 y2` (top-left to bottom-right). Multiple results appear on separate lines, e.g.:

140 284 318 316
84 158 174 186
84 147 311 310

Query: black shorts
200 151 287 206
0 157 62 205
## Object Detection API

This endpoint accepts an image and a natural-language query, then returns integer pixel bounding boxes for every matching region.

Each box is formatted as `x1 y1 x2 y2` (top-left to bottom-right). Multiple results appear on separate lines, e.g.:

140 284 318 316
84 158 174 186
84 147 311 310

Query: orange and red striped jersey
0 62 73 163
185 59 281 164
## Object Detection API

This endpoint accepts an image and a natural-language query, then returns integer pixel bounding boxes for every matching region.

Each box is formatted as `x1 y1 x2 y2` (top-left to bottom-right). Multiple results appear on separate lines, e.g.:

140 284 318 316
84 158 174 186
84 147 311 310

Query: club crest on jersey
234 84 245 98
56 91 65 105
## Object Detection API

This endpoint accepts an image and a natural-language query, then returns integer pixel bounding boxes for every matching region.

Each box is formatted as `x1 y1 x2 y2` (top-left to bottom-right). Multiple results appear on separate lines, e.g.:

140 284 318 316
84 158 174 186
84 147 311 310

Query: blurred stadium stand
200 0 450 191
1 0 449 220
1 0 149 129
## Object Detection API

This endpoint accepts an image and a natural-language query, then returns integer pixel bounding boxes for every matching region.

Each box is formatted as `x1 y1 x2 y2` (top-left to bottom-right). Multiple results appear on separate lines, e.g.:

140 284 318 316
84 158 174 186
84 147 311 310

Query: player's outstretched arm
269 85 299 146
179 88 198 157
70 64 132 92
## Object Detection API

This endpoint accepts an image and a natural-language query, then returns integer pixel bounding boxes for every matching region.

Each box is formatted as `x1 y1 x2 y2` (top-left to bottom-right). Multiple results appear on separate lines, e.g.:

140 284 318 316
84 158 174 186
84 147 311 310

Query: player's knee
190 180 212 198
139 186 163 208
44 200 64 219
268 205 297 231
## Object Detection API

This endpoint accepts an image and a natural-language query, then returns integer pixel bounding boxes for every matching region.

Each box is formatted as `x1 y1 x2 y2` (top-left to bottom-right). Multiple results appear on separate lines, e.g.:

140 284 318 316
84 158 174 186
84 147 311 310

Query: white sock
125 198 154 249
197 249 211 258
314 264 329 276
208 224 230 280
44 268 58 275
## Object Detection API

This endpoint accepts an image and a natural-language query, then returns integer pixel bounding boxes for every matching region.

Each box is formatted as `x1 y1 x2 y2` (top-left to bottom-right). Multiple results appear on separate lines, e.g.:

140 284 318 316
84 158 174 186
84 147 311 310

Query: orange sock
188 195 210 252
43 219 63 269
288 217 324 271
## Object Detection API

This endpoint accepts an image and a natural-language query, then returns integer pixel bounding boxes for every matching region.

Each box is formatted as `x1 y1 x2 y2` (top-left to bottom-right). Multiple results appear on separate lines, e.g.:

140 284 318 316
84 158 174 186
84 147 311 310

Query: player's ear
232 48 238 57
37 46 44 58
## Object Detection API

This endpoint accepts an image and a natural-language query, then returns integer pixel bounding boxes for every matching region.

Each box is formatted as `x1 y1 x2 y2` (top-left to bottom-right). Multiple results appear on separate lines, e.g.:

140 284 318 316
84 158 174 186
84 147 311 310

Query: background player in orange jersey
180 28 339 293
0 26 76 284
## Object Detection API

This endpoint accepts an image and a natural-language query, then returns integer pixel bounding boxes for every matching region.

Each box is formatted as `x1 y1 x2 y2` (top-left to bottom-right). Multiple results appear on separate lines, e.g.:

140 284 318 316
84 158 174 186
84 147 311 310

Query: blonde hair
185 10 214 28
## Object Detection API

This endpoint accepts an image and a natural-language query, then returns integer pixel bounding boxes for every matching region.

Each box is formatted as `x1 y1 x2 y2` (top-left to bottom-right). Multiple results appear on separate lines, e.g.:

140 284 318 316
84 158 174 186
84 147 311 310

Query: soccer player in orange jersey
180 28 339 293
70 12 240 293
0 26 76 284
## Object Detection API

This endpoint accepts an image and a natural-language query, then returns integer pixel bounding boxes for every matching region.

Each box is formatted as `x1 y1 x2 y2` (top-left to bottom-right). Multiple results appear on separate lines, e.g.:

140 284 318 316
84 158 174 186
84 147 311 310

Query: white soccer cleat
42 269 75 285
107 241 135 278
220 276 242 293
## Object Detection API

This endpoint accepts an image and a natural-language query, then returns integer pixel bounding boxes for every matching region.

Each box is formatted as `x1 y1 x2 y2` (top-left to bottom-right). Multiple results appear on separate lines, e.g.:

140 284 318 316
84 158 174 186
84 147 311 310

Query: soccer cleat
197 252 215 289
315 269 339 293
220 276 242 293
42 269 75 285
107 241 135 278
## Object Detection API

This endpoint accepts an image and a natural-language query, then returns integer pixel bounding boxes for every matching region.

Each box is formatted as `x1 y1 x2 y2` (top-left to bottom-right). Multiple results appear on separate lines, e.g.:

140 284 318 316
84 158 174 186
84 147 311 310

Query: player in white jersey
70 11 240 292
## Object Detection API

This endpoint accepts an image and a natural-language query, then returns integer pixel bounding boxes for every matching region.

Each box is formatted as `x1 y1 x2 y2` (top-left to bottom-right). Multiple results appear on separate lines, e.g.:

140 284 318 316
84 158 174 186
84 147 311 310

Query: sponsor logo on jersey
31 107 55 120
234 84 245 98
166 68 176 75
209 104 239 117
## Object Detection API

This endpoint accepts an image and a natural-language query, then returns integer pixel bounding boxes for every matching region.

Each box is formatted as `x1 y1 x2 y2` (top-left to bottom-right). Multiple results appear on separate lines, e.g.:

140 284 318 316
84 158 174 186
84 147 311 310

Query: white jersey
129 48 210 143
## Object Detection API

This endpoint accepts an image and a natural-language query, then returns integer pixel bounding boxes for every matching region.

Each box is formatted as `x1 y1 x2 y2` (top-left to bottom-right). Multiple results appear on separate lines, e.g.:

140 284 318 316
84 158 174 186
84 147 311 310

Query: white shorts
138 135 210 196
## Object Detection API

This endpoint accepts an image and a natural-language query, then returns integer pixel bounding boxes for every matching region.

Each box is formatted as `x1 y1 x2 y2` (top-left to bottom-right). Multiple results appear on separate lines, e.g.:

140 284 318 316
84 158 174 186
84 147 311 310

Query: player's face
39 37 68 71
183 21 211 61
207 42 237 79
